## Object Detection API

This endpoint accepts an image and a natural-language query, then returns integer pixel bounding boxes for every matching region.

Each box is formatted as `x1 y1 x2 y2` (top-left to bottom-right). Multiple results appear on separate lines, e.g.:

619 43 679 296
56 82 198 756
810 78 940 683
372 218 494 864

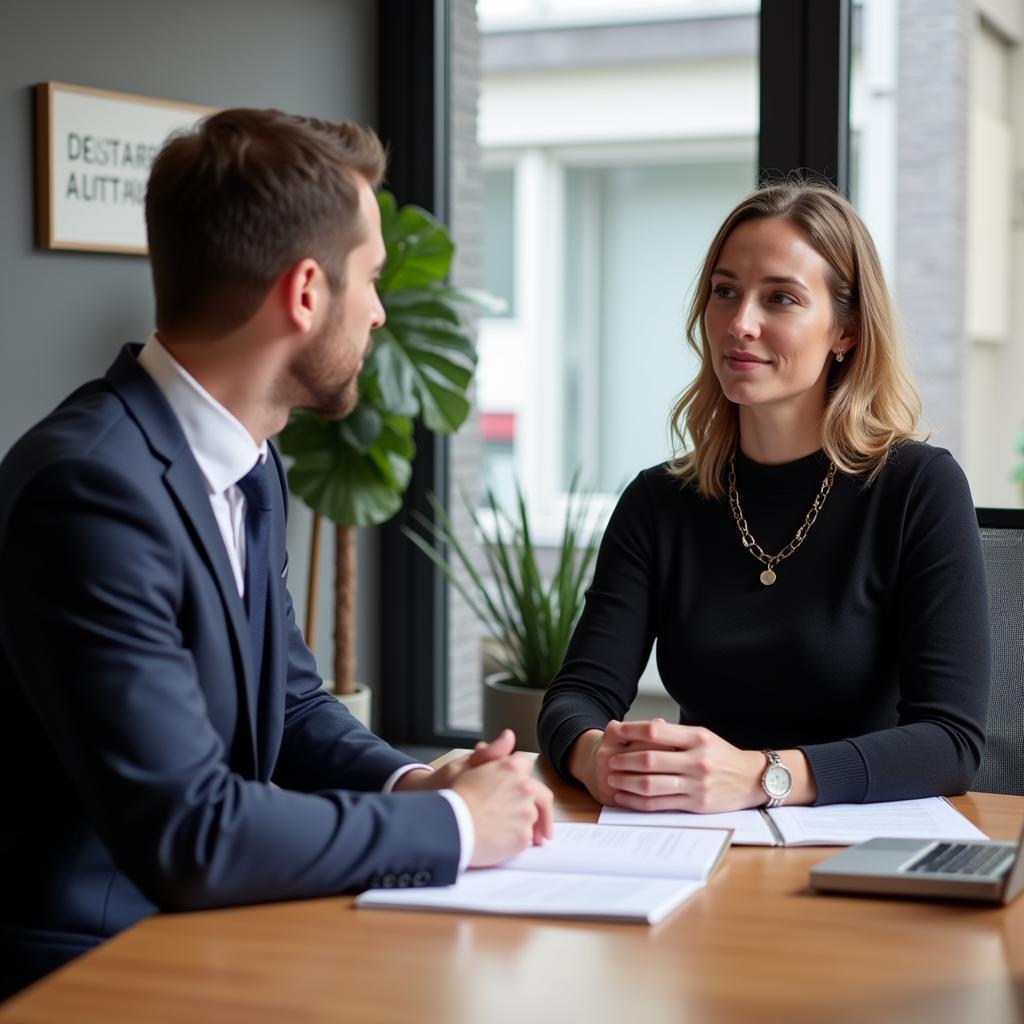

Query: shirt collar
136 333 267 495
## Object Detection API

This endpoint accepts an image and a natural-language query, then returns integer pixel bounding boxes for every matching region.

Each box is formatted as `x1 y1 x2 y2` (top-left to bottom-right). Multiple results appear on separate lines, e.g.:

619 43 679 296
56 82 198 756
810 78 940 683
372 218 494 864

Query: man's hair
145 108 386 336
669 178 922 498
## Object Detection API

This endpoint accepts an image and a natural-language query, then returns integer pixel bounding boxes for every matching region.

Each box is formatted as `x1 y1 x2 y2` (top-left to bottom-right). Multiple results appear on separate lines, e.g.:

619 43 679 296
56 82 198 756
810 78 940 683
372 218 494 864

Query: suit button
397 872 412 887
381 873 398 888
412 871 431 887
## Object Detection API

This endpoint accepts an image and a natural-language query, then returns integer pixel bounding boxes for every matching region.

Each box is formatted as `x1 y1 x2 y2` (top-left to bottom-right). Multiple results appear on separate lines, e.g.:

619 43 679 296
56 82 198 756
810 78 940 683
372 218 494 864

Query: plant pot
483 673 545 753
481 636 509 678
325 681 373 728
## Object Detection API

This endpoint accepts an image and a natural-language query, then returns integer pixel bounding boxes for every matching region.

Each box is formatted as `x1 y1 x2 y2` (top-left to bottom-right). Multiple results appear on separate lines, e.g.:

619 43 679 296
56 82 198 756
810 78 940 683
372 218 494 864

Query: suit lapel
106 345 260 774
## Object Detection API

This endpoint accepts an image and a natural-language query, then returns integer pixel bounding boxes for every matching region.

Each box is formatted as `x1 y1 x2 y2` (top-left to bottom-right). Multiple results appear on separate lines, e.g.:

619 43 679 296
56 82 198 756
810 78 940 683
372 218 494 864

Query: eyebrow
711 267 809 291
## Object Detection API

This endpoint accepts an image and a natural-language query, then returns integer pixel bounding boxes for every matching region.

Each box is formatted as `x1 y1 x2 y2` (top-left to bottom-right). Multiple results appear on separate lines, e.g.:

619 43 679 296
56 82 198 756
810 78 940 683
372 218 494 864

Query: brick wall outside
447 0 486 732
895 0 971 454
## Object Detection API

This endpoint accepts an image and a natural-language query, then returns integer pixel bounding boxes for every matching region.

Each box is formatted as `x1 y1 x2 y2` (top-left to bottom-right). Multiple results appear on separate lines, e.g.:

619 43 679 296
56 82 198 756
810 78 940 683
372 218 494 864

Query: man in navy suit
0 109 552 999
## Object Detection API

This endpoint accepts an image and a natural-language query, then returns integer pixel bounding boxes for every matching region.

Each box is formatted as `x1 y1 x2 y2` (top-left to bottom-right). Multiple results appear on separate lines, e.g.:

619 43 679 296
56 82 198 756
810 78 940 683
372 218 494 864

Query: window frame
380 0 854 747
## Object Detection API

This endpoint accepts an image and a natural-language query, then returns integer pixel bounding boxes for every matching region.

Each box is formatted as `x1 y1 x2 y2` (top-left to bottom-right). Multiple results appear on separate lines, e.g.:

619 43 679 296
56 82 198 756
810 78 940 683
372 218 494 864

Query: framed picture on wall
35 81 213 255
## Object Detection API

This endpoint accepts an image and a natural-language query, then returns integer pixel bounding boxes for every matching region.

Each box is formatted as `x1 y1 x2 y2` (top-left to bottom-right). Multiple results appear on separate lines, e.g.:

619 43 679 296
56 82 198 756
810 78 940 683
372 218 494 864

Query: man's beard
287 309 362 420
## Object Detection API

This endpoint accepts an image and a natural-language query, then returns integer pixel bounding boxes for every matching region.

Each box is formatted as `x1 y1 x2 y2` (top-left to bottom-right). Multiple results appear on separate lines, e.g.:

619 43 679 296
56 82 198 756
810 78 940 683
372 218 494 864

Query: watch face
764 764 792 798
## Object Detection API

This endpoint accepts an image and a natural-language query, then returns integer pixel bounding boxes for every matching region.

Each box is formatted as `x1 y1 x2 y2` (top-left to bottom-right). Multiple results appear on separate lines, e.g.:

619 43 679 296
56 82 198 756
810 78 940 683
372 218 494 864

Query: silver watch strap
761 749 788 808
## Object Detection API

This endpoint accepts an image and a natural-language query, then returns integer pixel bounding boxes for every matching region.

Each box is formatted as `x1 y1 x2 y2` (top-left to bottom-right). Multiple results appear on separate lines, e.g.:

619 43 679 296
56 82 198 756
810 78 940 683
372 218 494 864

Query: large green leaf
280 408 415 527
377 194 453 293
372 308 477 433
276 191 494 529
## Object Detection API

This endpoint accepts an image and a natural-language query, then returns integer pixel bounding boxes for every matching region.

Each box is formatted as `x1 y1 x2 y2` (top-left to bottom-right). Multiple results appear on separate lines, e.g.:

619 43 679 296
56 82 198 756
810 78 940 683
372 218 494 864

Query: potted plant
278 192 494 723
404 479 600 750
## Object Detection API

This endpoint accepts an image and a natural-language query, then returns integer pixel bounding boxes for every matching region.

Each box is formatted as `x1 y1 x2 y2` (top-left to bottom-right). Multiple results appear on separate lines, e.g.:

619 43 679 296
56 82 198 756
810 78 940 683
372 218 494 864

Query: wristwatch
760 749 792 808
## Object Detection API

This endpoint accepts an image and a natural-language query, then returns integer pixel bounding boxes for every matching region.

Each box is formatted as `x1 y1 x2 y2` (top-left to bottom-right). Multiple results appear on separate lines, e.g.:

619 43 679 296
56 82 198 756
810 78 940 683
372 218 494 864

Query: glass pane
563 159 757 492
853 0 1023 509
450 0 762 737
482 168 516 317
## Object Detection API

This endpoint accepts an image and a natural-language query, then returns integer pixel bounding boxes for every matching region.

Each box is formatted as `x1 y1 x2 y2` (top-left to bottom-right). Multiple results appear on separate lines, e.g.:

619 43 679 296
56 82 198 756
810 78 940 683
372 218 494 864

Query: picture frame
35 81 213 255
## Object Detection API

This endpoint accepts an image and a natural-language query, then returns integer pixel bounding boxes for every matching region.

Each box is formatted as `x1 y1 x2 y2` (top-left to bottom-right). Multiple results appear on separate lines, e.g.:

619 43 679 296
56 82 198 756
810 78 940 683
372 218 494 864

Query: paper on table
356 869 705 924
768 798 988 846
598 807 777 845
504 822 732 879
355 821 730 924
599 797 988 847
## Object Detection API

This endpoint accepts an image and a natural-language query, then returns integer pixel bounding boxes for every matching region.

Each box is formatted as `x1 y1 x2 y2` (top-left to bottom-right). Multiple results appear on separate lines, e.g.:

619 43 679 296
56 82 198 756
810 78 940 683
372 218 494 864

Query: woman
537 180 990 813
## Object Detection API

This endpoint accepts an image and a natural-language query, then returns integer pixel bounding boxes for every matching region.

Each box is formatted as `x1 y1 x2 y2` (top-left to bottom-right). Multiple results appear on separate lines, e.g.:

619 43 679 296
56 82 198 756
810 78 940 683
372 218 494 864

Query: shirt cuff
438 789 475 873
382 763 431 793
381 764 474 872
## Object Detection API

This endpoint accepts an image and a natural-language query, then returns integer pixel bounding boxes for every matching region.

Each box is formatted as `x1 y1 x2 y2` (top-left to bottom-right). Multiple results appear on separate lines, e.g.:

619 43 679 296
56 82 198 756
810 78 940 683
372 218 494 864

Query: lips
724 350 770 371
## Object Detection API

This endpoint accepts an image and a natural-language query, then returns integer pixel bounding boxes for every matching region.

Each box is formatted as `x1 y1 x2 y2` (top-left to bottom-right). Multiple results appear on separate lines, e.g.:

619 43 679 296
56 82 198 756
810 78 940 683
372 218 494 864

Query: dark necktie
236 460 272 681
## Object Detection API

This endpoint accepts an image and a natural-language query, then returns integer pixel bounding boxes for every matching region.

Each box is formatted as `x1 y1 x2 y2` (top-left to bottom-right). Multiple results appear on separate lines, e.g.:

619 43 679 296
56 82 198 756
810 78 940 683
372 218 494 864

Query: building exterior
446 0 1024 729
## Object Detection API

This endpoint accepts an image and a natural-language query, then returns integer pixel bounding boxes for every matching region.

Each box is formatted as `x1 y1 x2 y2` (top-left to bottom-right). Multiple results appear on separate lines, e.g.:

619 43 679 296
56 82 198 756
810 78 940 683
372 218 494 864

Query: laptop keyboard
906 842 1012 877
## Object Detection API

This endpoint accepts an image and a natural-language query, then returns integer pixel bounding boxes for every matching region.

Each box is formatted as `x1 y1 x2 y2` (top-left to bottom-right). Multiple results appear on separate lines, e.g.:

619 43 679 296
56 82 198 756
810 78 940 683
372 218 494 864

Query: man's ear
281 258 325 334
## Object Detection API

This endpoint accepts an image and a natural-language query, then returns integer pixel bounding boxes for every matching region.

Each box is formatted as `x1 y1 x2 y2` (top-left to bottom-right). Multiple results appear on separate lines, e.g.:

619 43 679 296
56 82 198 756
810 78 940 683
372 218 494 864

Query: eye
711 284 736 299
768 292 796 306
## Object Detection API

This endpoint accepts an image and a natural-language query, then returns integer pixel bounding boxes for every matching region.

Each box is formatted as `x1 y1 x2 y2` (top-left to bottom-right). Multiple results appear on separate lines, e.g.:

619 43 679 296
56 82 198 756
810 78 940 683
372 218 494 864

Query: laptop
810 816 1024 903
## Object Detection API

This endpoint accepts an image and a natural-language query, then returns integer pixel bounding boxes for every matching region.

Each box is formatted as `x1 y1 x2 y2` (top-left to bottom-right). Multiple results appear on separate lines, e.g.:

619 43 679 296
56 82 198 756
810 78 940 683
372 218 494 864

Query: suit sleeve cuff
438 790 474 873
382 763 432 793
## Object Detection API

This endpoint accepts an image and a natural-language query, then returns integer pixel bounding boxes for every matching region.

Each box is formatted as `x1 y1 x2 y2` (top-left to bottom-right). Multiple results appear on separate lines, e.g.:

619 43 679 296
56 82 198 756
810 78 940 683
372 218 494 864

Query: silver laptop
810 817 1024 903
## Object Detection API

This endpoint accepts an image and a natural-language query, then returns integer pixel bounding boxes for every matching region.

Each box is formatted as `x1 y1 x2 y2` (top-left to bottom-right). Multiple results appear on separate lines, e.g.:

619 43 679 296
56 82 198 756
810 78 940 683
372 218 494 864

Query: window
446 0 761 733
561 157 756 494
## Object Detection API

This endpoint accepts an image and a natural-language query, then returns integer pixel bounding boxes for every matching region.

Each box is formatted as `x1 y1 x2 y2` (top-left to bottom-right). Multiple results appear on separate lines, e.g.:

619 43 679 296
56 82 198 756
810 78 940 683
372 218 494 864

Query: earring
834 350 845 363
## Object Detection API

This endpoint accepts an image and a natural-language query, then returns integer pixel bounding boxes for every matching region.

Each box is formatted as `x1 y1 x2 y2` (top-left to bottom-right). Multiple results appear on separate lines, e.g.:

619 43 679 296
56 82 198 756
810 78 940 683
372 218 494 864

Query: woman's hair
669 178 922 498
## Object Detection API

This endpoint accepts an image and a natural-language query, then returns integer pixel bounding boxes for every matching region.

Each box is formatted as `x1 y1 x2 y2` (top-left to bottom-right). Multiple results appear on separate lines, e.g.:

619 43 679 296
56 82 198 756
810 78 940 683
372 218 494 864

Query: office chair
971 507 1024 796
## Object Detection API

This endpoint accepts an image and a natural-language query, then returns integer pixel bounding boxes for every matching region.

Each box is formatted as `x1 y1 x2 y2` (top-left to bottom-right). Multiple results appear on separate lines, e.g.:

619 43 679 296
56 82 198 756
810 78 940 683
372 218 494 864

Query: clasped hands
570 718 771 814
394 729 554 867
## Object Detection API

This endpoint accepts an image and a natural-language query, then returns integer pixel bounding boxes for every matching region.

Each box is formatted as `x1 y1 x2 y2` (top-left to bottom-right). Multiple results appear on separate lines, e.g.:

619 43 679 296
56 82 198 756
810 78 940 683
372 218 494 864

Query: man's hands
393 729 554 867
567 719 815 813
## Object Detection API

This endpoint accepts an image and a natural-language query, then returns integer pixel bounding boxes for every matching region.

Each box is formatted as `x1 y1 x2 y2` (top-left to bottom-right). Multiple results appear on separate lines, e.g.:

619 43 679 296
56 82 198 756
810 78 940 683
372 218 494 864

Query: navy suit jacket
0 346 459 996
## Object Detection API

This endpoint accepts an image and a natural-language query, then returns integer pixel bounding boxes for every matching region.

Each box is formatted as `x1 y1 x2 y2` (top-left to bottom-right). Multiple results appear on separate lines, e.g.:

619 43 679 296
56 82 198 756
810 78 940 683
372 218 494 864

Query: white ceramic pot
325 681 373 728
482 673 545 753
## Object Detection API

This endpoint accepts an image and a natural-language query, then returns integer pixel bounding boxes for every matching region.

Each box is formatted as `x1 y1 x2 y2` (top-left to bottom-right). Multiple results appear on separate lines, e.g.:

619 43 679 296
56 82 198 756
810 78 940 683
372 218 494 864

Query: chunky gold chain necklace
727 455 837 586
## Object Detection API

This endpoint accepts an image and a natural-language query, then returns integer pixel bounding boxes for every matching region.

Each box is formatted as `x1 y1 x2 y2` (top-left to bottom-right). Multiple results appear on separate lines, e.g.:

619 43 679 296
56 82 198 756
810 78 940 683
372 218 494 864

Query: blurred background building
445 0 1024 729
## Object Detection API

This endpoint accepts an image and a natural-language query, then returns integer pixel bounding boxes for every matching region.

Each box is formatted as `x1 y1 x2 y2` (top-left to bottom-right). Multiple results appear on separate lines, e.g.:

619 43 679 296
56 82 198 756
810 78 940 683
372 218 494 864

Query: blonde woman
538 180 990 813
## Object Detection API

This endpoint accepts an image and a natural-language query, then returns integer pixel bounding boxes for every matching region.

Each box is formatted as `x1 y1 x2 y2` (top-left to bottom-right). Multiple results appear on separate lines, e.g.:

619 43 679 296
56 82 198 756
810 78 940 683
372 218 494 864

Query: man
0 109 552 999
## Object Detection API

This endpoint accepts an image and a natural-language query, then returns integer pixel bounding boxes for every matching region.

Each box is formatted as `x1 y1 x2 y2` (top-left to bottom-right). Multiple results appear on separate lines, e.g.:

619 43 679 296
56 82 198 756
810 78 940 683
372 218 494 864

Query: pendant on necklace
759 568 777 586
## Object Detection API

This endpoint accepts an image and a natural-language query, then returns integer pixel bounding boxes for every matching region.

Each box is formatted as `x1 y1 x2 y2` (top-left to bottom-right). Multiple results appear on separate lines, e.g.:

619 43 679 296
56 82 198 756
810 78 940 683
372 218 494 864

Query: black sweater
538 442 991 804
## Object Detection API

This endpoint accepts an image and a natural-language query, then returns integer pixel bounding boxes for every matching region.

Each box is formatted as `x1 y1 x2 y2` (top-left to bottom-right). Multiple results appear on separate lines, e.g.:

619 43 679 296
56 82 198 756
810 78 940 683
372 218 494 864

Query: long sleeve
0 457 459 915
538 473 660 782
798 450 990 803
536 444 990 804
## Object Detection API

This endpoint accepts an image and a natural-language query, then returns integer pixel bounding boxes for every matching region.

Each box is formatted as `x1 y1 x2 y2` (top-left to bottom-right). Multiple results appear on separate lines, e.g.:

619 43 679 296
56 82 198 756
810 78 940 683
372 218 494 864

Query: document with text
355 821 731 924
598 797 988 847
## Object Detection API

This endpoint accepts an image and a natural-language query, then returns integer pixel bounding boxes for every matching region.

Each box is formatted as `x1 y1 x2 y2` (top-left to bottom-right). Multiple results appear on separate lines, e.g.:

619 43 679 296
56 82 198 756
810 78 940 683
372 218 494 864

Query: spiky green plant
404 480 600 690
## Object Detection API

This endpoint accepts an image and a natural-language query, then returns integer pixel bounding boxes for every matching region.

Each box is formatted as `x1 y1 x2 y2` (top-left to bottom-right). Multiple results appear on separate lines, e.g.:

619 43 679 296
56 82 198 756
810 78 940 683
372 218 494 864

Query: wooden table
2 757 1022 1024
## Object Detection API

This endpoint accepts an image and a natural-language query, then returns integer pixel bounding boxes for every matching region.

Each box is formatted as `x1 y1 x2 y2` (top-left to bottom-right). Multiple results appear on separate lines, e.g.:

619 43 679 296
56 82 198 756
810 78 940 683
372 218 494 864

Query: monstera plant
278 192 496 698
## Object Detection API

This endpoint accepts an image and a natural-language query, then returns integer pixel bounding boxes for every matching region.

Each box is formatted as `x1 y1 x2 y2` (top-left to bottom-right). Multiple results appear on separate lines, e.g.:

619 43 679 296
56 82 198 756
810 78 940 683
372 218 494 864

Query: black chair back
972 507 1024 796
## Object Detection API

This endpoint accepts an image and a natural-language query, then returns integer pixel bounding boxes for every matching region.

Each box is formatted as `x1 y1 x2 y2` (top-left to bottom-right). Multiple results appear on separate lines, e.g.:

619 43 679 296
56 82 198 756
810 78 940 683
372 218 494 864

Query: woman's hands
567 719 816 813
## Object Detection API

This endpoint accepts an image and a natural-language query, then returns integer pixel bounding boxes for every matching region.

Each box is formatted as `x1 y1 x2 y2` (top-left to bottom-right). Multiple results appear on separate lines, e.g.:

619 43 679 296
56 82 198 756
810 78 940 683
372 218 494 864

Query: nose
371 291 386 330
728 297 760 340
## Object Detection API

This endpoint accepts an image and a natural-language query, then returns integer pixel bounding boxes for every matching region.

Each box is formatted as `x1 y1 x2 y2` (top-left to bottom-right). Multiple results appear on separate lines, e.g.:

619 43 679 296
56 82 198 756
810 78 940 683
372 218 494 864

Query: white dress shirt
137 335 473 871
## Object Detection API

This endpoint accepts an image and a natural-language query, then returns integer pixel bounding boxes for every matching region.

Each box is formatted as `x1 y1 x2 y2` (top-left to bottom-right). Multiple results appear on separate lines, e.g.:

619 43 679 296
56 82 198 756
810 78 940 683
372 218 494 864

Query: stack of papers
356 821 731 924
598 797 988 846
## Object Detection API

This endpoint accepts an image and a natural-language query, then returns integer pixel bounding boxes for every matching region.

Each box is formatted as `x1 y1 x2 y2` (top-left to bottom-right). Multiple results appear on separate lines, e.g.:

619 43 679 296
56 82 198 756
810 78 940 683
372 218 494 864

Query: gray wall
0 0 378 677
